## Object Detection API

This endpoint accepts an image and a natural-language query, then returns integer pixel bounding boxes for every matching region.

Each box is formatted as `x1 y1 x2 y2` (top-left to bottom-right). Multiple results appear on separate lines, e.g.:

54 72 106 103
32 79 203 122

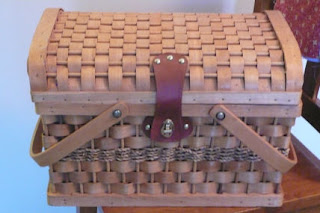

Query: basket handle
210 105 297 173
30 102 129 166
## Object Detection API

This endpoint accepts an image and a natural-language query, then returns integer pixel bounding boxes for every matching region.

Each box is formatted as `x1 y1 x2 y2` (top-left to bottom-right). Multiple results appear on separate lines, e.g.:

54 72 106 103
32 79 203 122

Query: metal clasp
142 53 193 142
161 119 174 138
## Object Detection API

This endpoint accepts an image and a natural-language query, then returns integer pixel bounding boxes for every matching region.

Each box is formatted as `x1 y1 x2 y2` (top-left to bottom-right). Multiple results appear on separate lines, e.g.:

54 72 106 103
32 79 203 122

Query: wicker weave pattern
43 115 293 195
46 12 286 92
27 9 303 206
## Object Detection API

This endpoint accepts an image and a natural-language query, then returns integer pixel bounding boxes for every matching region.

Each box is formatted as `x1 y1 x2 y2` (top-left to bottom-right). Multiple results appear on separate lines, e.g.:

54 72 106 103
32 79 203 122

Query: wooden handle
30 102 129 166
210 105 297 173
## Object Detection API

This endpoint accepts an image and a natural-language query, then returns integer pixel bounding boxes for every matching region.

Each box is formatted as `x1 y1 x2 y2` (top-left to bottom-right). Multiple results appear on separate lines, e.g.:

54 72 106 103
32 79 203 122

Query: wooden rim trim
30 102 128 166
210 105 297 173
28 8 62 91
34 102 302 117
47 187 283 207
32 91 301 105
265 10 303 92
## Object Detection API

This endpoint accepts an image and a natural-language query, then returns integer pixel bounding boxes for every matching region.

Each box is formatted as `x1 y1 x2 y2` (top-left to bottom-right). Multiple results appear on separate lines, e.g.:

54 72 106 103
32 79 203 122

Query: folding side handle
210 105 297 173
30 102 129 166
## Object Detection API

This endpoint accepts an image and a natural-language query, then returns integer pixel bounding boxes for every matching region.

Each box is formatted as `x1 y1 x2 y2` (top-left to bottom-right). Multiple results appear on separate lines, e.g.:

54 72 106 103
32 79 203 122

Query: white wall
0 1 318 212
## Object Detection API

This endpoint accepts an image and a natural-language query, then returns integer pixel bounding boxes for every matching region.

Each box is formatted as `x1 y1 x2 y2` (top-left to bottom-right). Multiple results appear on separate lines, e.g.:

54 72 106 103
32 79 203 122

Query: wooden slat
45 135 320 211
34 103 302 117
32 11 299 96
30 102 128 166
32 91 302 105
28 8 62 91
48 187 283 207
210 105 297 173
265 11 303 92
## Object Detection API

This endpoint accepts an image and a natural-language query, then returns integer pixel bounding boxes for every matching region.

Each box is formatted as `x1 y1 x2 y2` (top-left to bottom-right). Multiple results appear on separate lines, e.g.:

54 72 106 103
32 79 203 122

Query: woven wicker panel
42 115 293 195
45 11 287 92
27 9 304 206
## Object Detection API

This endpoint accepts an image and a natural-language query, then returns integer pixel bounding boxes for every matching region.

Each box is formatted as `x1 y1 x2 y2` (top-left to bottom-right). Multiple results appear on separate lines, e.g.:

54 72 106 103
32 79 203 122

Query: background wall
0 0 318 212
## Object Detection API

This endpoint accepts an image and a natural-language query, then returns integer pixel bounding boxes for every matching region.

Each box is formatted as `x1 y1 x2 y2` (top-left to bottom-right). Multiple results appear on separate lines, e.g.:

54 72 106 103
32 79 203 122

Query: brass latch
161 119 174 138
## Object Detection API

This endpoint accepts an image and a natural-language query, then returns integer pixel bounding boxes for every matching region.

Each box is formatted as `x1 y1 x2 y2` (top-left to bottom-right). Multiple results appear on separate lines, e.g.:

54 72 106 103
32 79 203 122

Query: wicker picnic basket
28 8 303 207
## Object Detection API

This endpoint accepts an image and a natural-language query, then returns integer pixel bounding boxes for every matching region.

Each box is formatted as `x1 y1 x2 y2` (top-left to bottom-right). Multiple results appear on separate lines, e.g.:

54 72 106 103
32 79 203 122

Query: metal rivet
184 123 189 130
145 124 151 131
154 58 161 64
179 58 185 64
167 55 173 60
216 112 225 121
112 109 122 118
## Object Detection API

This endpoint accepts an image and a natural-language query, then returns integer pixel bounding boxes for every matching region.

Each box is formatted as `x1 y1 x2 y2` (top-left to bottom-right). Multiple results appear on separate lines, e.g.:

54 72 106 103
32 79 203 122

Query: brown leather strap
210 105 297 173
30 102 128 166
143 53 193 142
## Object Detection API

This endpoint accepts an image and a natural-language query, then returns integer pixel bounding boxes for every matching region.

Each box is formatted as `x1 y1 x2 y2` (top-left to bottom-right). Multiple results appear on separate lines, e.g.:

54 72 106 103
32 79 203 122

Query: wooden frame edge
47 184 283 207
28 8 62 91
34 102 302 117
265 10 303 92
31 91 302 105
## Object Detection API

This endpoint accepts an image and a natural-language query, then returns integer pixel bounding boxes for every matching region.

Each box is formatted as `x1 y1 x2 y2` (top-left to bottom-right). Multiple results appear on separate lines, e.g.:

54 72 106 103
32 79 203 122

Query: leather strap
143 53 193 142
30 102 128 166
210 105 297 173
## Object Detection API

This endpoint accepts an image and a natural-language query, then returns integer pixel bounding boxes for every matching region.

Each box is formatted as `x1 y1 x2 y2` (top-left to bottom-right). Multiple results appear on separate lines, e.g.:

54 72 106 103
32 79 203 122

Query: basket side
28 8 61 91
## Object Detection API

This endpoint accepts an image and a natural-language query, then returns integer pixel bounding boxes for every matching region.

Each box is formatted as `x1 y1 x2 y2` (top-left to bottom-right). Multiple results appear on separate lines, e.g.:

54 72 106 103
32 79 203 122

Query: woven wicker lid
28 9 303 106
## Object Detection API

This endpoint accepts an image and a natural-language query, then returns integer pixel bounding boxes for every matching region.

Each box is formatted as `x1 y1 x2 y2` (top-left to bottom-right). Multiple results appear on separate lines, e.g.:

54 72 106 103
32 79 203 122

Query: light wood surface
49 189 283 207
34 103 302 117
31 91 301 105
30 102 128 166
28 10 302 95
42 137 312 213
28 8 61 91
265 11 303 91
27 9 304 208
100 135 320 212
210 105 297 173
43 107 296 206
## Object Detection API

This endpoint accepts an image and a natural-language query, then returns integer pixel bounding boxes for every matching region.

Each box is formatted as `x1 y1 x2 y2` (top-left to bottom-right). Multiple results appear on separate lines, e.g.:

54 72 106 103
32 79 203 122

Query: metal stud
145 124 151 131
179 58 185 64
112 109 122 118
167 55 173 60
184 123 189 130
216 112 225 121
154 58 161 64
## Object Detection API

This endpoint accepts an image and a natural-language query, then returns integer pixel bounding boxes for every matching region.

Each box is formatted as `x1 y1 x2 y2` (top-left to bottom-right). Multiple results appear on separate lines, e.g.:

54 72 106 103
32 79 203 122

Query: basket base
47 184 283 207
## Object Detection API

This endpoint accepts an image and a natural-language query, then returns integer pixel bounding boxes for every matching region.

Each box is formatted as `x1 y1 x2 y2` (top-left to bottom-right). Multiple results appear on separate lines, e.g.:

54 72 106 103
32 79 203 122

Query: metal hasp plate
143 53 193 142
